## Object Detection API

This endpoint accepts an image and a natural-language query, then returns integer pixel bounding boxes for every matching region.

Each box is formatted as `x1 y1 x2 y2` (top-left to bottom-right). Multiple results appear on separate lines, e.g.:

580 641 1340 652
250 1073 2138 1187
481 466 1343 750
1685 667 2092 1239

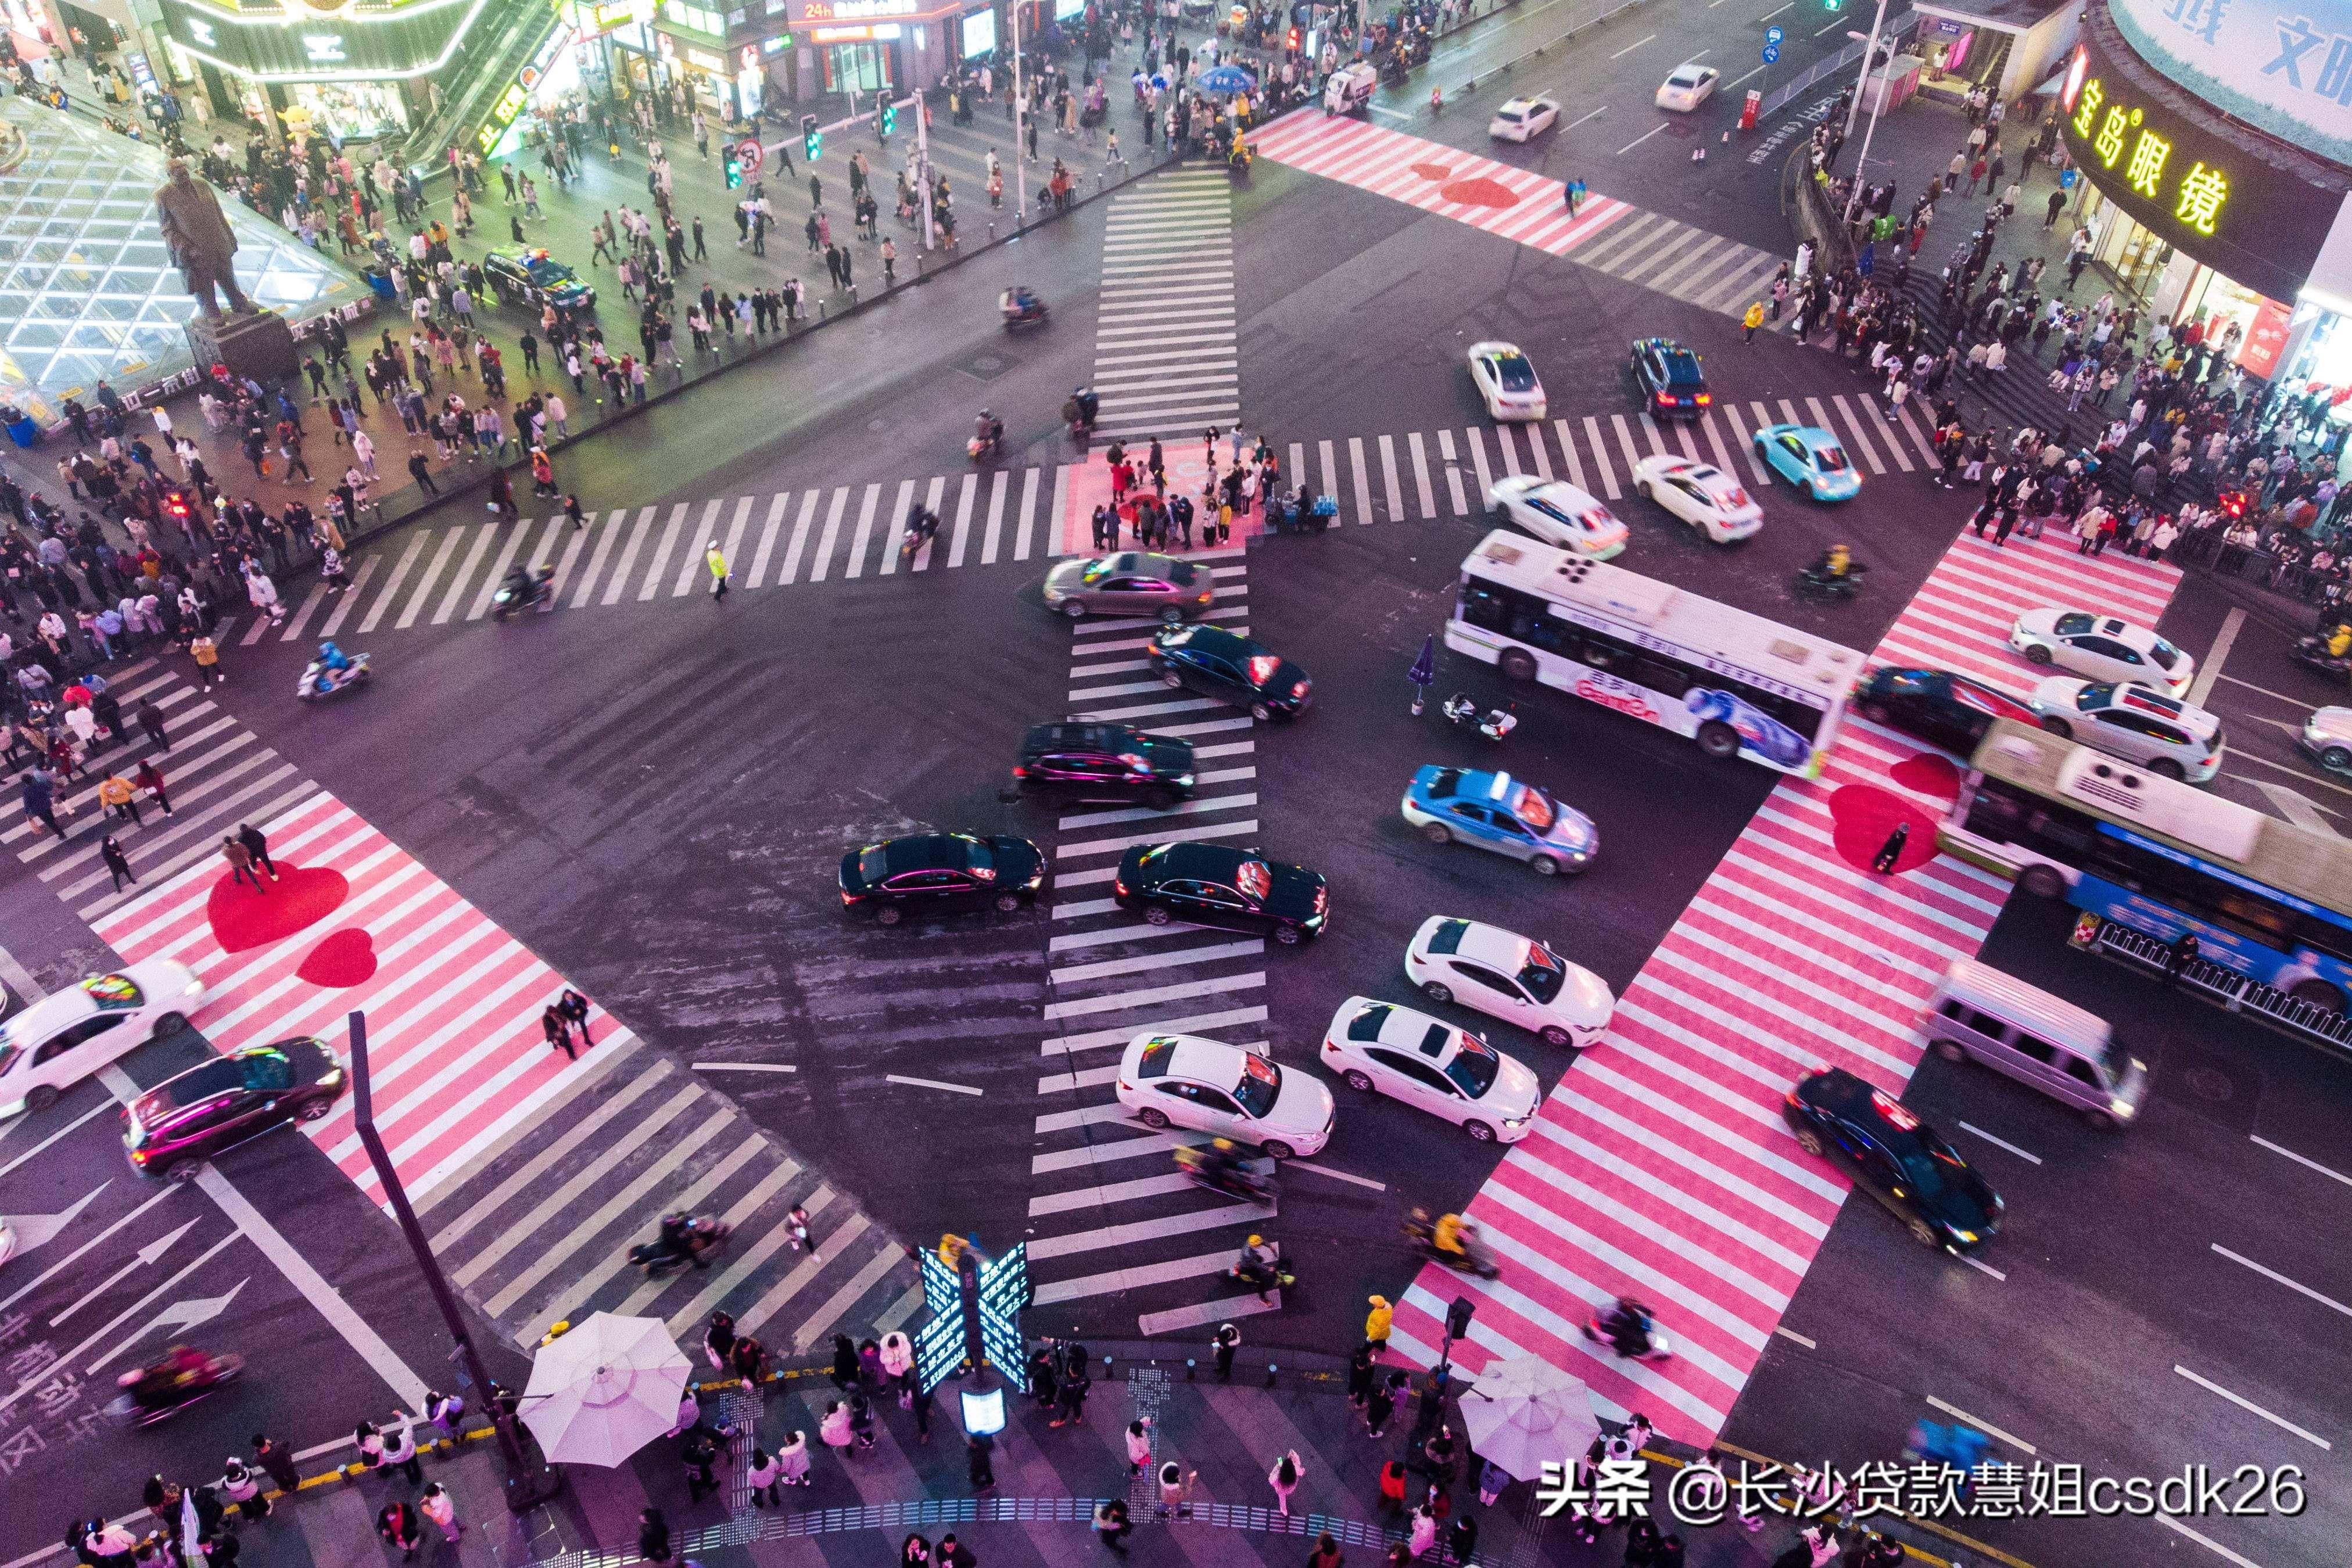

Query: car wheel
1636 480 1652 501
1793 1127 1825 1157
164 1161 199 1185
300 1098 332 1122
2018 864 2066 899
2083 1107 2116 1131
1500 650 1538 684
1260 1140 1295 1161
1250 701 1275 722
1463 1120 1496 1143
1159 605 1184 625
2039 716 2072 738
1695 722 1741 760
1344 1069 1375 1093
1138 1107 1170 1129
2289 979 2344 1013
1142 905 1173 925
1420 981 1454 1005
1061 600 1088 620
1802 482 1820 503
1272 922 1303 946
1146 787 1182 810
993 892 1023 913
1907 1217 1941 1248
153 1012 187 1038
2323 746 2352 772
1860 701 1891 723
1160 669 1185 688
1934 1039 1966 1063
876 905 904 927
2149 758 2185 781
1422 823 1451 846
2023 644 2053 665
1540 1024 1573 1047
25 1083 58 1114
1530 855 1559 876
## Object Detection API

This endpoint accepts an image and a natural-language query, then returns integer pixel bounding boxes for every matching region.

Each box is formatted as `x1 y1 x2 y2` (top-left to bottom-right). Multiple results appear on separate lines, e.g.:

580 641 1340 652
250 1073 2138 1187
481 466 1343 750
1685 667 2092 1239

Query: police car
482 246 598 314
1400 766 1598 876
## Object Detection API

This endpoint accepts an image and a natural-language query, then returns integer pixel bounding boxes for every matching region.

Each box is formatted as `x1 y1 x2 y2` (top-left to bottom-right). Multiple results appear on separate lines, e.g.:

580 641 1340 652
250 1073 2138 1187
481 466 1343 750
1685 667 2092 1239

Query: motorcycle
969 415 1006 463
999 289 1049 331
2292 634 2352 686
1062 389 1100 443
296 651 371 701
1231 1243 1295 1297
1228 140 1252 176
107 1348 243 1428
493 566 555 621
1271 492 1337 533
1582 1299 1673 1362
1794 562 1867 601
628 1215 732 1277
1173 1143 1277 1204
1440 692 1516 741
1403 1212 1501 1278
899 509 940 565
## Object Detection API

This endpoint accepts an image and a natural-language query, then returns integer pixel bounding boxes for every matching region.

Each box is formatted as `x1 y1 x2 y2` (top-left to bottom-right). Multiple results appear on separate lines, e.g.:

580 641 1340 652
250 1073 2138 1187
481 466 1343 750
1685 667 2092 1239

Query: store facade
150 0 500 140
2058 1 2352 387
1908 0 2076 103
640 0 1001 117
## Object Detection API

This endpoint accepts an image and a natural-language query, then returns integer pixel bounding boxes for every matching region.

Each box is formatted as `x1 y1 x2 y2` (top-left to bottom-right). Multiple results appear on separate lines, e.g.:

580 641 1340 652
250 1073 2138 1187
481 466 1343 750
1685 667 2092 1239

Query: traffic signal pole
1012 0 1028 222
916 85 937 250
1837 0 1891 225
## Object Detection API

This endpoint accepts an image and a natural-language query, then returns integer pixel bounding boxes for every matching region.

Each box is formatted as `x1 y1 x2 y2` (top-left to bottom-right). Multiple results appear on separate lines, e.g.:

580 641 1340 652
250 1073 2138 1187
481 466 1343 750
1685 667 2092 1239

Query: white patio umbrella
518 1311 692 1467
1455 1354 1601 1483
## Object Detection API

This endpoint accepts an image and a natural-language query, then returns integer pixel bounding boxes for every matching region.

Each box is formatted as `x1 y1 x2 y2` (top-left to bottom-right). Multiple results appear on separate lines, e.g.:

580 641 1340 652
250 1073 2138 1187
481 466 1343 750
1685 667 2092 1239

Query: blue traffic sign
1763 42 1781 61
1765 24 1783 42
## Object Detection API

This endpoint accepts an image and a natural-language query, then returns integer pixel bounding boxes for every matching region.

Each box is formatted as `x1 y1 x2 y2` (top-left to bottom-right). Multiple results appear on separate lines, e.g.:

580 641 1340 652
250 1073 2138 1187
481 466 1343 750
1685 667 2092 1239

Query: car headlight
1174 775 1195 787
2109 1097 2136 1119
184 980 205 997
1950 1229 1977 1244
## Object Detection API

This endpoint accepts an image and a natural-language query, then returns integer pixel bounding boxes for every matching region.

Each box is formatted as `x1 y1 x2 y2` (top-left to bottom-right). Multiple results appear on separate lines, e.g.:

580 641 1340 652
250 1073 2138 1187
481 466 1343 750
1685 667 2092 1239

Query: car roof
1668 64 1711 82
1141 840 1253 879
1469 341 1526 359
1164 1035 1247 1082
2100 683 2221 733
1515 480 1603 511
6 986 97 1035
1023 720 1135 751
1448 919 1540 968
1804 1067 1934 1144
880 834 976 871
1161 623 1257 658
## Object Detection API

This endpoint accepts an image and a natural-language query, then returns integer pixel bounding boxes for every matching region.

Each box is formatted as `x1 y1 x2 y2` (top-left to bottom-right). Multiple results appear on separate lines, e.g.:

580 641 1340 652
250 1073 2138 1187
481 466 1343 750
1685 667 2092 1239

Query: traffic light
1444 1295 1476 1340
1823 0 1842 9
723 150 743 188
1285 25 1300 51
801 112 822 162
879 98 895 138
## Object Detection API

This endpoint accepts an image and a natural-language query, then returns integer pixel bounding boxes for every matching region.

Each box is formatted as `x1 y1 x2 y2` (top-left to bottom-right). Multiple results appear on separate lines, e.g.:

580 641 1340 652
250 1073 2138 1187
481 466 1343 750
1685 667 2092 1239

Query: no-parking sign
736 138 765 175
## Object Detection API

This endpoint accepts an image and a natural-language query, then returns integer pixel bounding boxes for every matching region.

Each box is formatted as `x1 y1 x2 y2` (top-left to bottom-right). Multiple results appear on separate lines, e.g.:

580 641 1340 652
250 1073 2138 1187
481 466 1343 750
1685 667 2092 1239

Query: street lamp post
1012 2 1029 221
1838 0 1892 227
916 78 937 251
347 1011 562 1513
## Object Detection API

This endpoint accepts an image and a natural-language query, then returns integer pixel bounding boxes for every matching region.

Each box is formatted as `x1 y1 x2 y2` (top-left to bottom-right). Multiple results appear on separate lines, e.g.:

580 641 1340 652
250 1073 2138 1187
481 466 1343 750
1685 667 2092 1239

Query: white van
1324 62 1378 116
1923 958 2147 1129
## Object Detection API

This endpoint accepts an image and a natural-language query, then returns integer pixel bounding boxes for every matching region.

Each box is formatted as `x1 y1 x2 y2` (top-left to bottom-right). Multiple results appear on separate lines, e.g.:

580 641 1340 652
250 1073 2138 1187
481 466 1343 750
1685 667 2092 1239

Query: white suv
2028 679 2225 781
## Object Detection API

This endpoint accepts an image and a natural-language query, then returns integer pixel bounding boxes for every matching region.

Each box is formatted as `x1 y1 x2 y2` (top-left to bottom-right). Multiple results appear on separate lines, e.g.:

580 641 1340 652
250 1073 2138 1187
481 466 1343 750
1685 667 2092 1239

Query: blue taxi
1400 766 1597 877
1754 423 1861 503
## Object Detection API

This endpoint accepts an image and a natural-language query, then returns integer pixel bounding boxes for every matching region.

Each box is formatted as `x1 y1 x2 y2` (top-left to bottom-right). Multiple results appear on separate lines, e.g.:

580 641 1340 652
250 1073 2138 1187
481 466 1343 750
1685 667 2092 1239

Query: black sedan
840 833 1046 924
1113 841 1329 945
1855 668 2038 757
1149 625 1312 721
1783 1066 2003 1254
1628 336 1710 421
1016 722 1197 808
125 1038 346 1181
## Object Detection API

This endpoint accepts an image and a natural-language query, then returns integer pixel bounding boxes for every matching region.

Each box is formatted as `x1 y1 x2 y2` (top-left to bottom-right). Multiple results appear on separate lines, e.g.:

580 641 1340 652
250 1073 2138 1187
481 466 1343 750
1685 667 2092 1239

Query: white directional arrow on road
51 1217 203 1327
0 1180 111 1256
128 1278 251 1348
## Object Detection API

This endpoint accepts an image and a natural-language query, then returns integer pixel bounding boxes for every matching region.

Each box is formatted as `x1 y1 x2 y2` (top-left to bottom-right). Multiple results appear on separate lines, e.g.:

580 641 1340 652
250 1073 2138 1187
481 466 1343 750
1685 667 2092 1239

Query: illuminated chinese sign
471 15 574 153
159 0 498 82
2057 30 2345 307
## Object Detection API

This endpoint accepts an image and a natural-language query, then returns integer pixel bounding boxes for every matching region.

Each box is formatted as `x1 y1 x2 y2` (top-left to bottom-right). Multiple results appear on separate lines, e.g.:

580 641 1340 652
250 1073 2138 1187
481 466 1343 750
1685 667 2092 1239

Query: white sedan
1489 94 1561 142
1405 916 1615 1048
2009 609 2195 698
1487 475 1628 558
1112 1031 1335 1158
0 964 204 1116
1631 455 1762 543
1320 996 1541 1143
1655 63 1719 111
1468 340 1547 421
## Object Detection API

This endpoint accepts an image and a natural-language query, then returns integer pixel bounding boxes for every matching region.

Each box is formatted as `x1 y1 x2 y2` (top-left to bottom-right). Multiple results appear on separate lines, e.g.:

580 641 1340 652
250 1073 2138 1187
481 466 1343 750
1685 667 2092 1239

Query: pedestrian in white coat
418 1483 462 1542
1124 1419 1152 1476
381 1411 422 1485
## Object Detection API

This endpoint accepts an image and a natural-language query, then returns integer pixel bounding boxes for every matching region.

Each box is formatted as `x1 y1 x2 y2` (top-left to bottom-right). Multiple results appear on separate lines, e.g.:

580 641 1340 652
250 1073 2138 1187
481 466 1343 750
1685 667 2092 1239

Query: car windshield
1135 1036 1179 1077
1670 69 1704 87
1497 109 1523 123
1426 918 1471 955
2148 637 2184 670
1167 561 1199 585
236 1049 296 1093
1079 558 1127 584
856 846 890 882
1444 1038 1500 1097
1894 1135 1964 1199
1232 1052 1282 1118
2077 683 2117 711
2053 612 2096 636
1493 355 1535 391
1347 1003 1393 1043
1663 355 1704 385
80 974 144 1010
1234 859 1271 901
1518 941 1567 1003
1812 443 1850 472
1508 784 1557 832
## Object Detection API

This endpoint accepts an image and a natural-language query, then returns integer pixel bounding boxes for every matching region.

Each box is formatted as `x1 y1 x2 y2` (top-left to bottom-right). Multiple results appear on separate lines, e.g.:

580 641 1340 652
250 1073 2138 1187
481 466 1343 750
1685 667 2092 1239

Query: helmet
1246 1235 1263 1247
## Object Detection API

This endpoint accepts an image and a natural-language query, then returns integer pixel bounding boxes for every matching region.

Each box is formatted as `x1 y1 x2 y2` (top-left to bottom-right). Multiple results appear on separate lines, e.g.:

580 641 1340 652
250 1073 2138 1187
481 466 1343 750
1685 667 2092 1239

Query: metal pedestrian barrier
2085 918 2352 1054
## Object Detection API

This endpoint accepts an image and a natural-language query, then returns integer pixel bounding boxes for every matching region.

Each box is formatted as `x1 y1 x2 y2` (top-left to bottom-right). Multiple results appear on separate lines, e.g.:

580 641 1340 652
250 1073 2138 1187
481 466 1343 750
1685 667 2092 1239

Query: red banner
2236 299 2293 381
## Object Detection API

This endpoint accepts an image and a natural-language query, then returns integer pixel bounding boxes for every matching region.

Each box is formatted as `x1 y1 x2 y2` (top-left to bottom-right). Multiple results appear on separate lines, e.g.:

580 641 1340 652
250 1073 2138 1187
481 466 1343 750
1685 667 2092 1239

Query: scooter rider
1063 386 1100 435
2328 622 2351 660
1005 285 1044 318
1432 1212 1474 1260
317 640 352 674
1235 1233 1279 1298
1814 542 1856 579
1600 1297 1653 1357
974 409 1005 457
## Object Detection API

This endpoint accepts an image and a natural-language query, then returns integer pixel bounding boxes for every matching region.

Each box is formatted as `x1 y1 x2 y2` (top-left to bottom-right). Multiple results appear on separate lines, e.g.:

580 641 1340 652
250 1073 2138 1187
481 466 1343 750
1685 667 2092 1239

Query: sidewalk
82 1352 1974 1568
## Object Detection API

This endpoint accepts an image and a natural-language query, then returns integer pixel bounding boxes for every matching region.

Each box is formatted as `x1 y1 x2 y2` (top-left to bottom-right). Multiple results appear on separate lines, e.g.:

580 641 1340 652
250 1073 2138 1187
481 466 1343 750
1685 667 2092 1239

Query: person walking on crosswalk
705 540 730 600
1743 302 1764 343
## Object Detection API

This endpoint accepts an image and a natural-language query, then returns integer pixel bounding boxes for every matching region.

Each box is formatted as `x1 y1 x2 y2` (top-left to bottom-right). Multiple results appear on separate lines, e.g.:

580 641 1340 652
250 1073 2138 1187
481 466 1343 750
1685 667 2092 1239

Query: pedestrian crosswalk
1020 558 1288 1337
1379 530 2181 1443
1249 110 1791 323
1091 168 1239 443
220 391 1937 644
8 669 917 1357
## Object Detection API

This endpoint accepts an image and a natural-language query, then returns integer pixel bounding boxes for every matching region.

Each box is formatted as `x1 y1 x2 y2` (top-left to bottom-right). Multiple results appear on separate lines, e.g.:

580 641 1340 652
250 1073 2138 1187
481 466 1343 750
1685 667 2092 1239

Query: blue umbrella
1197 64 1258 94
1408 633 1436 715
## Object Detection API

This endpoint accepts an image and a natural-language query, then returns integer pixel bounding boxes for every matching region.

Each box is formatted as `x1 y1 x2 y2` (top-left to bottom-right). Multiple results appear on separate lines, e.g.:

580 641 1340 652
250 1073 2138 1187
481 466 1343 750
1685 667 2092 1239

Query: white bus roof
1464 529 1866 698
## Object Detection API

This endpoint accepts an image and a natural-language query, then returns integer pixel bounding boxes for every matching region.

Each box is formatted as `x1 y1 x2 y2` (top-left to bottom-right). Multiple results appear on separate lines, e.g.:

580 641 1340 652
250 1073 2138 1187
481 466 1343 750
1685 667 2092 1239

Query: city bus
1444 530 1865 778
1944 720 2352 1011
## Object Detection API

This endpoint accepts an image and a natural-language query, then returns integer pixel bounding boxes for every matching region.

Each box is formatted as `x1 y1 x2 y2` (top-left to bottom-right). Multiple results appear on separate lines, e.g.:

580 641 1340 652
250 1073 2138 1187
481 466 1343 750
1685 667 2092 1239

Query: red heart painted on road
1889 752 1963 799
1410 160 1454 181
206 864 350 953
1825 784 1939 875
1437 176 1518 209
296 928 378 988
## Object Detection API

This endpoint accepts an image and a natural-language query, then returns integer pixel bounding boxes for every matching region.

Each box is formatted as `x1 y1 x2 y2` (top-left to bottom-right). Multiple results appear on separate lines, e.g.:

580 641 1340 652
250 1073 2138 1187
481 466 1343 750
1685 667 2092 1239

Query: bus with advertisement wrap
1443 530 1865 778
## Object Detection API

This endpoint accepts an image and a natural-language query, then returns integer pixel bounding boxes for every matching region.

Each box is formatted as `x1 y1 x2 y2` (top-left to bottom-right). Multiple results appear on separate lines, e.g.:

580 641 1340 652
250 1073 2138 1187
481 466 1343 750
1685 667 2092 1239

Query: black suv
1113 841 1329 945
1016 722 1197 808
1628 337 1710 421
1783 1066 2003 1253
125 1038 345 1181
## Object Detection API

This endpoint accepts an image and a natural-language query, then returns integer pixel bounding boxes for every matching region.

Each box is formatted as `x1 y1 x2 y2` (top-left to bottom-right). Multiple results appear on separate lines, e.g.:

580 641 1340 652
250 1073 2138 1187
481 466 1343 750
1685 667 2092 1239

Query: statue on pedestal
154 157 254 322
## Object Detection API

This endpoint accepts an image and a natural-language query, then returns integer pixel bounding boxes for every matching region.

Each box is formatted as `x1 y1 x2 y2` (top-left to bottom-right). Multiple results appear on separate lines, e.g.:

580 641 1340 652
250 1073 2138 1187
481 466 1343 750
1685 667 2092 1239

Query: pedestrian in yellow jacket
1743 301 1766 343
1364 1294 1393 1351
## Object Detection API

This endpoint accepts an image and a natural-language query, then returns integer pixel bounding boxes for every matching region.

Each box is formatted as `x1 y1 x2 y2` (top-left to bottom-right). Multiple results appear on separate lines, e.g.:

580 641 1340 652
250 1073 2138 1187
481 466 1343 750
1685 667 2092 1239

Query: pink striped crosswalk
91 788 628 1205
1250 109 1637 256
1385 530 2180 1441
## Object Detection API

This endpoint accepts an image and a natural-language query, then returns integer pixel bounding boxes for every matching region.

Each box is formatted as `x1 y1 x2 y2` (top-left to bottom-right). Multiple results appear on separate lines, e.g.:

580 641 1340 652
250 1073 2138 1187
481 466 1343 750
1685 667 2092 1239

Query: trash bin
5 415 37 448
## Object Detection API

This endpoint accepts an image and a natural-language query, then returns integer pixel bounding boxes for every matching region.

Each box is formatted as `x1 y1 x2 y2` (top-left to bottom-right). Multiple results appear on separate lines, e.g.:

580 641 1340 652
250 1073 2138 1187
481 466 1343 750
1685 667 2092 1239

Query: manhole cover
2182 1066 2234 1102
960 351 1014 382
